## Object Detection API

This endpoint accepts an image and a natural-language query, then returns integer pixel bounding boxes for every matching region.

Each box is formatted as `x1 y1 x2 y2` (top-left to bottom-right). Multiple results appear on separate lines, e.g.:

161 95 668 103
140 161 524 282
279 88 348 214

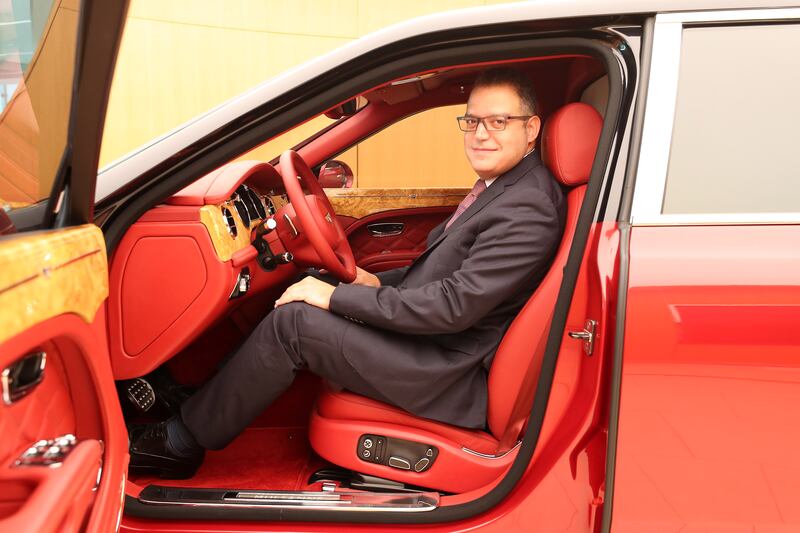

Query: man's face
463 84 541 180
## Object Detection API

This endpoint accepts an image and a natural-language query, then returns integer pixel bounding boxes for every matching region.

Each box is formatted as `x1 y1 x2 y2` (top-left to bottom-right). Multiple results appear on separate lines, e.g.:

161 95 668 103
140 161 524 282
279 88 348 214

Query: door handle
367 223 405 237
2 351 46 405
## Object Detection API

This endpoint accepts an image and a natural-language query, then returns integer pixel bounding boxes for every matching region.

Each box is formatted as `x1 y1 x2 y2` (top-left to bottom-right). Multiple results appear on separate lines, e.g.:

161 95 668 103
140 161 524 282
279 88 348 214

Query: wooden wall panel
100 0 520 188
0 0 79 205
355 104 475 188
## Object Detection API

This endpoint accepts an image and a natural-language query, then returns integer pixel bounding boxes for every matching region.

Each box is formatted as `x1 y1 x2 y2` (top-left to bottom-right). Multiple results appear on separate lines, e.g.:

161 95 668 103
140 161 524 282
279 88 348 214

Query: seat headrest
541 102 603 186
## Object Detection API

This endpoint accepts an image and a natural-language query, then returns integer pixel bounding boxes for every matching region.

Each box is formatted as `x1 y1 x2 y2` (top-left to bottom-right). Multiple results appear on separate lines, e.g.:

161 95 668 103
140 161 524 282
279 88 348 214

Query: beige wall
101 0 516 188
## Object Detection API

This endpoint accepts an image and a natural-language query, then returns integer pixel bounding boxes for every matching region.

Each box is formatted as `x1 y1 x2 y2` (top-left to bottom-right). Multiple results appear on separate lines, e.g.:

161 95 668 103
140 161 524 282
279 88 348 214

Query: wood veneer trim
326 188 469 219
0 225 108 345
199 204 250 262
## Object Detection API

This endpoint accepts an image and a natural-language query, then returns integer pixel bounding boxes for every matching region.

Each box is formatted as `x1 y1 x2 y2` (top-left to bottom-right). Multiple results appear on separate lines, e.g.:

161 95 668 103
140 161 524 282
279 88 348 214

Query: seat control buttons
414 458 430 472
358 434 385 464
426 448 433 457
388 456 411 470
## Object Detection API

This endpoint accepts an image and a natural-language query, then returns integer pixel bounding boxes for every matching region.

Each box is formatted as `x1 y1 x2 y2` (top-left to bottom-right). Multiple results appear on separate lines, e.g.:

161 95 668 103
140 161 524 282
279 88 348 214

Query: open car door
0 1 129 531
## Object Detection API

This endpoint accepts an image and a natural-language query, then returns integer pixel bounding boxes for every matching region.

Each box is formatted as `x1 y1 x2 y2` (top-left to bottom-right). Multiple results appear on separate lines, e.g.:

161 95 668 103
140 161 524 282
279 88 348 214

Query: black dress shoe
129 421 204 479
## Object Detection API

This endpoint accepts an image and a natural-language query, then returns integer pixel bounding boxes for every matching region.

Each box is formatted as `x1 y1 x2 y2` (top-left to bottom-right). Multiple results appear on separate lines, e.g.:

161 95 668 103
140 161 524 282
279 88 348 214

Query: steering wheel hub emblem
325 212 332 224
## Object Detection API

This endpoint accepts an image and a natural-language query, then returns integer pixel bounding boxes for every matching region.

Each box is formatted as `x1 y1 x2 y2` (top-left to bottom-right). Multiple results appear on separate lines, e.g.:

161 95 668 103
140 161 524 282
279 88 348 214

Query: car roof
96 0 800 202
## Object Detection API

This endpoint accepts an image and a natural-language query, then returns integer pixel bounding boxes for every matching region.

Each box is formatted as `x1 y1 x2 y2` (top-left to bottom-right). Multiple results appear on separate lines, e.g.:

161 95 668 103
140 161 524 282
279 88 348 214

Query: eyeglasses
457 114 533 132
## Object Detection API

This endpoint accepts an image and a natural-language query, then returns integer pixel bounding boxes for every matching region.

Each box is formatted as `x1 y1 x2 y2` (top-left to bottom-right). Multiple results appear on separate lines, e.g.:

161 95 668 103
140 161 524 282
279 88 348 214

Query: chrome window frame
630 8 800 227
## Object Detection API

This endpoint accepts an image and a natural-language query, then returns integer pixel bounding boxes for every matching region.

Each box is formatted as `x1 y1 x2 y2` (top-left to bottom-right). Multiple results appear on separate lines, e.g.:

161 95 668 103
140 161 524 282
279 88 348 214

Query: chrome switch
388 456 411 470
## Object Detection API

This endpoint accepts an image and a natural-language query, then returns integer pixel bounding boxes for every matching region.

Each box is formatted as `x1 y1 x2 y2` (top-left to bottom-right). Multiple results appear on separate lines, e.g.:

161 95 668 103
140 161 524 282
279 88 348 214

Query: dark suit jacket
329 153 565 428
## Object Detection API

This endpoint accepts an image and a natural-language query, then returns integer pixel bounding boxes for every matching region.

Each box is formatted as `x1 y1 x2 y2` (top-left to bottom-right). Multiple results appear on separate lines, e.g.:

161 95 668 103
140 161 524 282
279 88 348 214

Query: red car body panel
613 225 800 531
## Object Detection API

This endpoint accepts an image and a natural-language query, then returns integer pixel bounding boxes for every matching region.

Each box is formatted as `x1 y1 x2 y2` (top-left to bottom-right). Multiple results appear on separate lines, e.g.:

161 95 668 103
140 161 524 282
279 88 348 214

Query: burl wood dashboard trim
326 188 469 219
199 203 252 263
0 225 109 345
198 197 285 262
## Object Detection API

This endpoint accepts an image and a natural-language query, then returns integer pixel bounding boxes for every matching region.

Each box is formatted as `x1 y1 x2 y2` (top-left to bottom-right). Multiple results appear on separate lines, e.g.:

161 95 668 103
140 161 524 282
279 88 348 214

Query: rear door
613 9 800 531
0 1 129 531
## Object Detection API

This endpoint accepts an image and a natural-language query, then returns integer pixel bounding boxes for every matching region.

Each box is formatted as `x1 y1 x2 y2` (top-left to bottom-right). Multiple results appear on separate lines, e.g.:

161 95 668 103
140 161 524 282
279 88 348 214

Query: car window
0 0 79 211
662 24 800 215
345 105 476 189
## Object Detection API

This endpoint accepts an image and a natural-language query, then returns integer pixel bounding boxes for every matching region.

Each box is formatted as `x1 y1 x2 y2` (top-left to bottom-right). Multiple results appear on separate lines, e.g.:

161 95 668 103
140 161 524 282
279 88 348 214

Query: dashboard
108 160 297 379
166 161 289 262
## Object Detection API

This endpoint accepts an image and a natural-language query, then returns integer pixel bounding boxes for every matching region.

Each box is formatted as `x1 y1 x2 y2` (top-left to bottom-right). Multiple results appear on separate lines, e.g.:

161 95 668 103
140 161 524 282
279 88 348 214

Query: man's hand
319 266 380 287
275 276 336 310
352 266 380 288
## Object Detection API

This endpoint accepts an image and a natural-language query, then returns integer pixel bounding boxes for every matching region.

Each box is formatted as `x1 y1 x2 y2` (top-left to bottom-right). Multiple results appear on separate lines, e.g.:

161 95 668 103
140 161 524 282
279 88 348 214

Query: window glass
0 0 79 210
350 105 475 189
663 24 800 215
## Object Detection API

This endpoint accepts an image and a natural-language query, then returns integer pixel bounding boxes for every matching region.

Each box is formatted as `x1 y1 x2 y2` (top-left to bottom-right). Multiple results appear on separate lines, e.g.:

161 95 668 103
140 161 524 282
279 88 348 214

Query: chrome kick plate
2 351 46 405
139 485 439 512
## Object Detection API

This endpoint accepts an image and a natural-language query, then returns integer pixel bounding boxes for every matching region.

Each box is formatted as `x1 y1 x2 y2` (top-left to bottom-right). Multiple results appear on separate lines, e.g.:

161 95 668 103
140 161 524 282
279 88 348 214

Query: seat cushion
317 385 499 454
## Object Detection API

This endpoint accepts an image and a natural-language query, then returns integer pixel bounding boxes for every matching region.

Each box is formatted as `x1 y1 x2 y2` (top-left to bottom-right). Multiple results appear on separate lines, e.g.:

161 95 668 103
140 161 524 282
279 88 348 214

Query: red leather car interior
346 207 456 272
309 102 603 493
0 313 128 532
167 161 283 206
300 56 602 165
109 221 235 379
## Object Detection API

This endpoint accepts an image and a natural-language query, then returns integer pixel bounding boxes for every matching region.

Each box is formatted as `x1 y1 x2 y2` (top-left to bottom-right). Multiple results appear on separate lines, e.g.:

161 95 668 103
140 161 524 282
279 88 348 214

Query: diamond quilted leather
0 345 76 466
348 211 451 262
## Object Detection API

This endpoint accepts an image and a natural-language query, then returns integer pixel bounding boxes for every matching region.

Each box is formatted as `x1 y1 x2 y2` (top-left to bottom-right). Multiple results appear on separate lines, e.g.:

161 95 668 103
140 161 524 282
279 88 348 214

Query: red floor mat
130 426 329 491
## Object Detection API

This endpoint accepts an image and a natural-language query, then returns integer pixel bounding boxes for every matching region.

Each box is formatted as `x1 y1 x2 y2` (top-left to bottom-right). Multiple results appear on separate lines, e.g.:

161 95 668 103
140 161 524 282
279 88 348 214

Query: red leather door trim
0 312 128 533
345 206 455 272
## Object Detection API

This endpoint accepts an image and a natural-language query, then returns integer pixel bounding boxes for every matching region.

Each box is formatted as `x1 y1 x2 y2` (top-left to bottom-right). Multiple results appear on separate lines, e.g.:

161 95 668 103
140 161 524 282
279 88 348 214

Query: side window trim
630 8 800 226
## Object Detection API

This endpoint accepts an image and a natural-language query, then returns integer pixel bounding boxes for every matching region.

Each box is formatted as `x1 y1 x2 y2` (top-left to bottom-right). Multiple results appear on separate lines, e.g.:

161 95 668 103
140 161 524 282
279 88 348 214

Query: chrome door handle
2 351 46 405
367 222 405 237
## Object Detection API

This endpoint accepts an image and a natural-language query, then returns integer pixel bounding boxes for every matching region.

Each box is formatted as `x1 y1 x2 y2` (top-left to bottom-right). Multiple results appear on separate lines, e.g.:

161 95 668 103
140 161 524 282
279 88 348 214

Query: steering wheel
278 150 356 282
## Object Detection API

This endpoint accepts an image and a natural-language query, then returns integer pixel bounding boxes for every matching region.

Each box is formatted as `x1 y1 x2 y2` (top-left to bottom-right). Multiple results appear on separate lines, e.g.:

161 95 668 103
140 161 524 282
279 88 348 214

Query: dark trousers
180 302 395 450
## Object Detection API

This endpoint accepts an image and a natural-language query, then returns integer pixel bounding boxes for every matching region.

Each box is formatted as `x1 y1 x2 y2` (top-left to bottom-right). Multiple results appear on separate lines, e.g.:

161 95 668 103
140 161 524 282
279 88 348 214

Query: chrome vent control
221 207 237 238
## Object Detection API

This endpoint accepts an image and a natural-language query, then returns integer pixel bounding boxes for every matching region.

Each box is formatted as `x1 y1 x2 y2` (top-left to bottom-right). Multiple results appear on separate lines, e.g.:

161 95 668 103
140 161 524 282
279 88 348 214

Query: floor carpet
130 426 329 491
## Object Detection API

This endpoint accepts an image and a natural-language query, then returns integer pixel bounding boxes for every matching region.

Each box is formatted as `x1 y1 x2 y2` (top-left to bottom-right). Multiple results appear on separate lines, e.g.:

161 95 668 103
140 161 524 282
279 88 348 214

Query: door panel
613 225 800 531
330 188 468 273
345 206 456 272
0 225 127 533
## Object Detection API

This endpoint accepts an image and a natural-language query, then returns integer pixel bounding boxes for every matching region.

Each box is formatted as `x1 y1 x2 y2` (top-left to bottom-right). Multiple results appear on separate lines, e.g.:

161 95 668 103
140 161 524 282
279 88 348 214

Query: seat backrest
487 102 603 440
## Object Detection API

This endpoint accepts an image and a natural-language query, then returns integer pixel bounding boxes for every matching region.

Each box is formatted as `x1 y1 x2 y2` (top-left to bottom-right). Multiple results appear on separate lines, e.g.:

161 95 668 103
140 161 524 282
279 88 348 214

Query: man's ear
526 115 542 144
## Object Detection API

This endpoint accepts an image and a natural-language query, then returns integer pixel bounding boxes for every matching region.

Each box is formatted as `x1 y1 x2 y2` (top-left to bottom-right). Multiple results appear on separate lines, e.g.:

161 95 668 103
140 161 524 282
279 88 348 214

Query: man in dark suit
130 67 566 478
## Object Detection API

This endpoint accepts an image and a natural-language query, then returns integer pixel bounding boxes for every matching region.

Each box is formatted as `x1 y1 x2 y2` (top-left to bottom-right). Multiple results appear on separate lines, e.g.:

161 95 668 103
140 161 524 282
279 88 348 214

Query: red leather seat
309 103 604 493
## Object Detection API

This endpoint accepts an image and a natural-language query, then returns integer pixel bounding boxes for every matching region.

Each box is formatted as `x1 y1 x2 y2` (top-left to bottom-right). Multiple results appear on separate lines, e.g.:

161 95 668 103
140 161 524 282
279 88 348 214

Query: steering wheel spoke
278 150 356 282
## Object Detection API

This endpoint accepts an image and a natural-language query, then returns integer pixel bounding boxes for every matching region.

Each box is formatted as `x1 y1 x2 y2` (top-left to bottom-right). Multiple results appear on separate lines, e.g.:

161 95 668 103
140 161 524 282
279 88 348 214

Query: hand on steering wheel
277 150 356 282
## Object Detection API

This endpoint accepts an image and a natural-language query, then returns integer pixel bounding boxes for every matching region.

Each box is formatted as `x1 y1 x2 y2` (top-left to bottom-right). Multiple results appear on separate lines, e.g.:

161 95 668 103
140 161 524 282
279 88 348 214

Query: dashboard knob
257 217 277 237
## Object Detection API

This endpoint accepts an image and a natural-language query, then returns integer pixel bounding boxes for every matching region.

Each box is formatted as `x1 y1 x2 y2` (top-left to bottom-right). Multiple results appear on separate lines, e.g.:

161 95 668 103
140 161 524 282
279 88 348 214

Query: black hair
472 67 538 115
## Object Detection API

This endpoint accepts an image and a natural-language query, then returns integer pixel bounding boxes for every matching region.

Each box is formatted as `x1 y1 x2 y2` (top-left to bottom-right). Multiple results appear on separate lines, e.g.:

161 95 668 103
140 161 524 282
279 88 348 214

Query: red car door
611 10 800 531
0 1 130 531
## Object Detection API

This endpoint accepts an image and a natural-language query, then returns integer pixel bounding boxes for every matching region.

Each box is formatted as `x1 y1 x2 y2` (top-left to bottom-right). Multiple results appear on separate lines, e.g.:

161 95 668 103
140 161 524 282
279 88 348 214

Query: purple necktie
445 178 487 230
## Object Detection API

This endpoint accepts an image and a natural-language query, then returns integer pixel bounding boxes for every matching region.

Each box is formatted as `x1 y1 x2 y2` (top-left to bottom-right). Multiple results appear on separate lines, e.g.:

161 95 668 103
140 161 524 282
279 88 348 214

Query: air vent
248 189 267 219
221 207 237 238
233 200 250 227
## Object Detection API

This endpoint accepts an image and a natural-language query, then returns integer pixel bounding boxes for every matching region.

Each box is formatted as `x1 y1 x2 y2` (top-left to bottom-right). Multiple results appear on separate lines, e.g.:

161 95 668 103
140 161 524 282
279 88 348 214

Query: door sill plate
138 485 439 512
